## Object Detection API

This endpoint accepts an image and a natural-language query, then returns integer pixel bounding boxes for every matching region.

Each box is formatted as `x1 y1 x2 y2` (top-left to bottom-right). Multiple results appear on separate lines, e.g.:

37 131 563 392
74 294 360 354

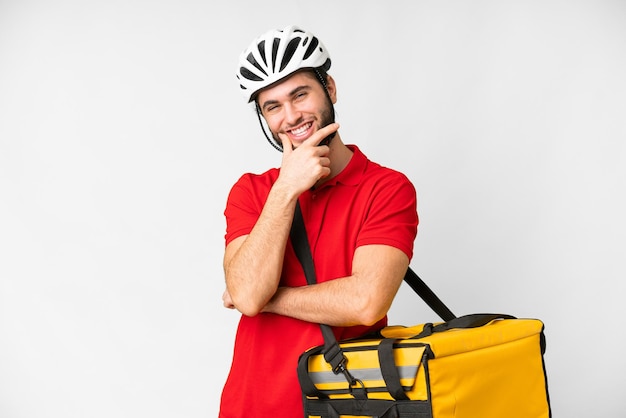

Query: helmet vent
303 37 319 60
271 38 280 72
240 66 263 82
244 52 267 77
257 40 268 67
280 37 301 72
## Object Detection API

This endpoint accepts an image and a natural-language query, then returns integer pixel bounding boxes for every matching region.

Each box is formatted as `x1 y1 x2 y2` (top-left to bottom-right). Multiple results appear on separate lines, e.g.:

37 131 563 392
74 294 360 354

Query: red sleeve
223 171 276 246
356 172 418 260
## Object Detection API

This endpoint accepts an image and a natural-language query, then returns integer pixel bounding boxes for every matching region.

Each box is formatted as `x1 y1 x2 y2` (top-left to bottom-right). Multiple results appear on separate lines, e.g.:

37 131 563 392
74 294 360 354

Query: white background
1 0 625 417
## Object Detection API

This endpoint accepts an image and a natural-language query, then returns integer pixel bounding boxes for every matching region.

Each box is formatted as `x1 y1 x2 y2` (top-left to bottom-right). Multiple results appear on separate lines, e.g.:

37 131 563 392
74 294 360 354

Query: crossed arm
224 235 409 327
222 168 410 327
260 244 408 326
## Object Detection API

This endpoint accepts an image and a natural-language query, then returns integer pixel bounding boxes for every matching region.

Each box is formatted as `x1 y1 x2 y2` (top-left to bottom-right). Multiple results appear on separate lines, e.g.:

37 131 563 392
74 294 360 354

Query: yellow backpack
291 203 551 418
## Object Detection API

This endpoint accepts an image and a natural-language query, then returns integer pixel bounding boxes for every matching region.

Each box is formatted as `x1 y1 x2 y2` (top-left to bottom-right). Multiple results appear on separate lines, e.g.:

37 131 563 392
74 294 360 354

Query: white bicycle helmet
237 25 332 103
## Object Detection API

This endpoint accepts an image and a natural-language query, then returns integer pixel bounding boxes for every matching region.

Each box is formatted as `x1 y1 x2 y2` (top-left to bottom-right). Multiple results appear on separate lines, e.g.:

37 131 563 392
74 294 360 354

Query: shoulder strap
403 268 456 321
289 201 350 377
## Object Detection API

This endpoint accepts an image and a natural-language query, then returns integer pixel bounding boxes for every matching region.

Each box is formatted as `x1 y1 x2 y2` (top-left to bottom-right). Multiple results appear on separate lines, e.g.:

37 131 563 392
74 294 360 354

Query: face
257 71 336 148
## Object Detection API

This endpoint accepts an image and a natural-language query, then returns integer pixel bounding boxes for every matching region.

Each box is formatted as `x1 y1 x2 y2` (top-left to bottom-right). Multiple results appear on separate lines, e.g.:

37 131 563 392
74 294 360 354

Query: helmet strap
255 102 284 152
313 68 337 146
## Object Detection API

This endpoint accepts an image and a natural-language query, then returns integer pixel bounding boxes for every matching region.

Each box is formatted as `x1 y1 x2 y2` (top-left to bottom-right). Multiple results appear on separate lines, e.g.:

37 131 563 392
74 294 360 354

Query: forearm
262 245 409 326
224 183 298 316
262 276 379 326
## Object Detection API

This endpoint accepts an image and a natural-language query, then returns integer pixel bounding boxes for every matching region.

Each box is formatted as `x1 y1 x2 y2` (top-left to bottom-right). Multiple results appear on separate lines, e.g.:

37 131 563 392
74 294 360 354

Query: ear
325 75 338 104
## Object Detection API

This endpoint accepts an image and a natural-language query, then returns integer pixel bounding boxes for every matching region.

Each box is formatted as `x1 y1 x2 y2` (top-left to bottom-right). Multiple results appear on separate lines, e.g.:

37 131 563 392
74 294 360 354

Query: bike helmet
237 25 332 103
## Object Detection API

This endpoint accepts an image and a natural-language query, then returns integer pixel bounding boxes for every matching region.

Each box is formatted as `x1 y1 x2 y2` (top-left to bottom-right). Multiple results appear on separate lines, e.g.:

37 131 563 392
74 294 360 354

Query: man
220 25 418 417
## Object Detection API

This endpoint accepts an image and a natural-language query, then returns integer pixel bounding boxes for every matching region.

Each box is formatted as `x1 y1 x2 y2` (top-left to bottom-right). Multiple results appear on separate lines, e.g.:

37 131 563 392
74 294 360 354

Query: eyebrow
260 85 312 112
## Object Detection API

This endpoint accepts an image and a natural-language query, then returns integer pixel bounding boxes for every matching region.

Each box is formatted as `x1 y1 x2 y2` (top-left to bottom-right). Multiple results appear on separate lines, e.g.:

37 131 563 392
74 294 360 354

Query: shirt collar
319 144 367 189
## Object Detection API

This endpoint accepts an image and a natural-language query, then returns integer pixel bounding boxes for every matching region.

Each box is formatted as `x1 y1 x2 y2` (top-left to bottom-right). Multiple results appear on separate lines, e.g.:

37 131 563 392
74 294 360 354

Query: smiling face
256 70 336 148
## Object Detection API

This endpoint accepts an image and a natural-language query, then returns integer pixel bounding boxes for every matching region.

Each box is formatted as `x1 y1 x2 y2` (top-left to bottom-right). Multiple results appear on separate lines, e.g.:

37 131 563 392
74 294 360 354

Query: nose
283 103 303 126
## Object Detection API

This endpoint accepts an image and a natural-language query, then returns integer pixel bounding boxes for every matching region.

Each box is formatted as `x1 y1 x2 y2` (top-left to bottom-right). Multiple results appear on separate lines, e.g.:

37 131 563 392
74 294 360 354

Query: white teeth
290 122 312 137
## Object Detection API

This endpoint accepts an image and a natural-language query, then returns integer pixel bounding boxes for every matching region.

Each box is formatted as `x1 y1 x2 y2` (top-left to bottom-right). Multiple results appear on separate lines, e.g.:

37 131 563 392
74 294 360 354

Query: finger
222 290 235 309
278 133 292 154
304 122 340 147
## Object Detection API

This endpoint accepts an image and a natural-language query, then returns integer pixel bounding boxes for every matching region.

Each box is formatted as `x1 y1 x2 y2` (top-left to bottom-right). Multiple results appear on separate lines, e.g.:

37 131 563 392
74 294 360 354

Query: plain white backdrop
1 0 625 416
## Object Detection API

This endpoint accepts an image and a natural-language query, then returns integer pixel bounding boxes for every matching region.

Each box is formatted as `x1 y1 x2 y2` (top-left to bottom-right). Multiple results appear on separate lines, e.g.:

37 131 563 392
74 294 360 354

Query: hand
277 123 339 194
222 288 235 309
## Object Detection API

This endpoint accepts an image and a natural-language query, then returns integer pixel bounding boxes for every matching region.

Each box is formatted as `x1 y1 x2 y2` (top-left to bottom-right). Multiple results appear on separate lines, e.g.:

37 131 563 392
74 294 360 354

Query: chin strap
255 102 284 152
314 68 336 147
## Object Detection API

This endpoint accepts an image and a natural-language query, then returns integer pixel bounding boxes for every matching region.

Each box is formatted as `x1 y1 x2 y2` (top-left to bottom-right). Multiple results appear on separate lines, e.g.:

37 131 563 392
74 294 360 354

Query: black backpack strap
290 201 359 385
289 200 316 287
403 267 456 321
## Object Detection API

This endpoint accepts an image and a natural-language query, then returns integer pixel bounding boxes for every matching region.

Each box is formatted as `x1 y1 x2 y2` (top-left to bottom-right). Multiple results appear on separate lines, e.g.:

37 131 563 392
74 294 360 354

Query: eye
265 104 280 113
